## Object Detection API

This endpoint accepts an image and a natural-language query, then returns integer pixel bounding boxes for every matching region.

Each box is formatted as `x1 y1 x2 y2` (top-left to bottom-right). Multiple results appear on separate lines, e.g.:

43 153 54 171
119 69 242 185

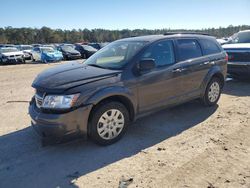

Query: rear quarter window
176 39 202 61
199 39 221 55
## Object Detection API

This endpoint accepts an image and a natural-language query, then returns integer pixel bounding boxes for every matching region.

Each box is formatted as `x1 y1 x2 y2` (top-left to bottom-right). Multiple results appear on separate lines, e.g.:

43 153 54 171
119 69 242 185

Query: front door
137 40 183 113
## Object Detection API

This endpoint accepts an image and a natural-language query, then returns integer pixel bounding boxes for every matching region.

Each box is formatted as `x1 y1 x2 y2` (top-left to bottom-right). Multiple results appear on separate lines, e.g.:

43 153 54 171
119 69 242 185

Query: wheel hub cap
208 82 220 103
97 109 125 140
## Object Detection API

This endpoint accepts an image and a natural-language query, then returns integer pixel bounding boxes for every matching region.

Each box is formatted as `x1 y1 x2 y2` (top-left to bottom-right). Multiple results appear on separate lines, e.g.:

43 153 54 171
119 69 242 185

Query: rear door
174 38 210 98
199 38 225 67
32 47 41 60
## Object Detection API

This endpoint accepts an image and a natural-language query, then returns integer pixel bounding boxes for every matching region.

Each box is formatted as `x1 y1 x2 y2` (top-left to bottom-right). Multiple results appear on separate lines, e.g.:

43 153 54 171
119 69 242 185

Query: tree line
0 25 249 44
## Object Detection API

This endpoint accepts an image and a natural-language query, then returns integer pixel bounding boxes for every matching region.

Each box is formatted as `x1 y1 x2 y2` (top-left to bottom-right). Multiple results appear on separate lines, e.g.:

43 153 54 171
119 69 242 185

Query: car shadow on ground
0 100 217 188
223 79 250 96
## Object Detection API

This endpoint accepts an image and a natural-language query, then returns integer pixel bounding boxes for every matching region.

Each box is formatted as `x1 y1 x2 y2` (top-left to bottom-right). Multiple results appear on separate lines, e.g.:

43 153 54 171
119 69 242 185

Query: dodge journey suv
29 33 228 145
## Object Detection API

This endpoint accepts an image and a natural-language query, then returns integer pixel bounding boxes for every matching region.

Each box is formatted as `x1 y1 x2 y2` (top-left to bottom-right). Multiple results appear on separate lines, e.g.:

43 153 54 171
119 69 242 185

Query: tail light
225 53 229 61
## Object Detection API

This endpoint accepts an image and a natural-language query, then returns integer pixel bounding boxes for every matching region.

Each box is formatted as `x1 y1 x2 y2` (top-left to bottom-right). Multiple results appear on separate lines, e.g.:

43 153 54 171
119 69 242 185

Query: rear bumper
29 101 92 142
228 62 250 78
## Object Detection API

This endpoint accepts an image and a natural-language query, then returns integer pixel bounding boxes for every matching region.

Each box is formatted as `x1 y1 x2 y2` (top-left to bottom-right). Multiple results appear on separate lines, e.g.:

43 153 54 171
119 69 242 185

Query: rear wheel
89 101 129 145
201 77 222 106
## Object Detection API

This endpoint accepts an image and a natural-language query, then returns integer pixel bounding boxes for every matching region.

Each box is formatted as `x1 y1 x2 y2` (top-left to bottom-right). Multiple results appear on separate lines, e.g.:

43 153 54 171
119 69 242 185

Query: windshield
41 47 54 53
61 45 75 51
230 31 250 43
0 47 19 53
82 45 97 51
84 41 146 69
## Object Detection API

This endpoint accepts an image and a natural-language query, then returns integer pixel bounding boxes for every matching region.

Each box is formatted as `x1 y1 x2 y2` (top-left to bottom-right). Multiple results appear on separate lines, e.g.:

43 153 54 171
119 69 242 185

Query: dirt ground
0 61 249 188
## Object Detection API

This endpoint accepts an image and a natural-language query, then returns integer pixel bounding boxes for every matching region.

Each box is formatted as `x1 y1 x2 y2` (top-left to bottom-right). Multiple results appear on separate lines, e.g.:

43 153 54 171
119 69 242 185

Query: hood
2 51 24 56
32 61 121 92
222 43 250 50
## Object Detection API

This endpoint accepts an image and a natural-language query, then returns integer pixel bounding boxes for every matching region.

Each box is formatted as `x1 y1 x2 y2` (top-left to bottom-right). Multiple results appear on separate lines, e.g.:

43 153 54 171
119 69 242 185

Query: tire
201 77 222 106
31 55 35 62
89 101 129 146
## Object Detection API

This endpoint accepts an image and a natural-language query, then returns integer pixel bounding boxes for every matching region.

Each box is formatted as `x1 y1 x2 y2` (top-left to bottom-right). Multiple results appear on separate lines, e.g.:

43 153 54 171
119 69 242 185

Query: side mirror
138 59 156 72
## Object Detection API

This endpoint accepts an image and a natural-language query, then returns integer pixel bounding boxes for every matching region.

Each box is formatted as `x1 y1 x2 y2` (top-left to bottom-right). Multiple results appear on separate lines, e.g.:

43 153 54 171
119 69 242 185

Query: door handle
172 68 186 73
203 61 215 65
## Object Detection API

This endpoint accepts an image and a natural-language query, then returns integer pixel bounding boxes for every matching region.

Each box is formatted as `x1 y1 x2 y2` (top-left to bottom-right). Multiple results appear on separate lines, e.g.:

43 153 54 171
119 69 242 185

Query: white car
0 47 25 64
222 30 250 79
17 45 33 61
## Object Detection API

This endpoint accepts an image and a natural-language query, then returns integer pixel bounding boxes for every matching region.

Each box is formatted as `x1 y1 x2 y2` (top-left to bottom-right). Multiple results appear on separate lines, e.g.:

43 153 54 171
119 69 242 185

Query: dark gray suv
29 33 228 145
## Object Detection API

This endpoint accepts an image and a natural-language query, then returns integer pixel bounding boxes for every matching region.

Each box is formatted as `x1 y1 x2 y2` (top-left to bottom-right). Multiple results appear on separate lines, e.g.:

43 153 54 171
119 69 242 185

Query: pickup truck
222 30 250 80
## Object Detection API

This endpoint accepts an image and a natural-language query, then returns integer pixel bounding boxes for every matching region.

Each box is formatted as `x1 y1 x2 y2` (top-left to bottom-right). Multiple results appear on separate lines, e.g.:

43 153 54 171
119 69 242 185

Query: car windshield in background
21 46 32 50
0 47 19 53
82 45 97 51
84 41 146 69
230 31 250 43
61 45 74 51
41 47 54 53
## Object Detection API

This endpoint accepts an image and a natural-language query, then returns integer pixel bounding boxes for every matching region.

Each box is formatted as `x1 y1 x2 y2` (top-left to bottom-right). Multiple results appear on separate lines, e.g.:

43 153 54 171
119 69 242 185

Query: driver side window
142 40 175 67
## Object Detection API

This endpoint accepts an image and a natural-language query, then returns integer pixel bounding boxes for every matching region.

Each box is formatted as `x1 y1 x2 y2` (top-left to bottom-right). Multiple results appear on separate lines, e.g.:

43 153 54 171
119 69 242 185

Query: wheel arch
201 66 225 96
85 86 137 123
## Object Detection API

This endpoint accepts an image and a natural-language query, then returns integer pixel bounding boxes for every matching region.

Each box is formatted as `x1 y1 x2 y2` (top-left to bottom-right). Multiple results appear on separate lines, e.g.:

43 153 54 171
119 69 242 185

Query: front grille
227 51 250 62
35 94 43 108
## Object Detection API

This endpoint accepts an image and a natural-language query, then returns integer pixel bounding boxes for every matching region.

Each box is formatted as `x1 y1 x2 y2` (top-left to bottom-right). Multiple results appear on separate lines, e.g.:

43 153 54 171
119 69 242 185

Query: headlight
42 94 80 109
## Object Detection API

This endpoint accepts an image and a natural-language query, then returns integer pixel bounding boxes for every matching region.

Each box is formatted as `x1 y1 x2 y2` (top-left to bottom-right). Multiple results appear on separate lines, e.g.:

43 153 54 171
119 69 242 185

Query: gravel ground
0 61 249 188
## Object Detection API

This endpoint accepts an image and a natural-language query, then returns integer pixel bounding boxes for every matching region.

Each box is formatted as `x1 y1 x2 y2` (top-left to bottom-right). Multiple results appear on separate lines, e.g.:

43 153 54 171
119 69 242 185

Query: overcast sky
0 0 250 30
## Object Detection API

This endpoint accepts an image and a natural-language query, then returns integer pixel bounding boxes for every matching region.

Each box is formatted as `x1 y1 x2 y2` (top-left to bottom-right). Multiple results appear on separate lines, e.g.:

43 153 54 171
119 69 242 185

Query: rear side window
142 40 175 67
200 39 221 55
176 39 202 61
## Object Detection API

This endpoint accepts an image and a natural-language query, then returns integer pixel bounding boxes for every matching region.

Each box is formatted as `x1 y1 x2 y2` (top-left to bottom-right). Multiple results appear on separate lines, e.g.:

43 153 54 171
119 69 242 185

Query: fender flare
85 86 137 119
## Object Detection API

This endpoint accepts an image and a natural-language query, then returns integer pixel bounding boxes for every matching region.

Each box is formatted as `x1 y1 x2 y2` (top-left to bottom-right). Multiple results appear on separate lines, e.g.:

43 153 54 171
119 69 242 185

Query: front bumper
66 54 82 60
29 100 92 142
228 61 250 78
1 57 24 64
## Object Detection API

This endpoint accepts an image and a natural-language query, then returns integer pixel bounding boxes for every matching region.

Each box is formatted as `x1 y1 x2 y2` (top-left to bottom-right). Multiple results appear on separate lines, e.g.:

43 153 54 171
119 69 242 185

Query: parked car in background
32 44 42 48
0 44 15 48
31 47 63 63
217 38 228 45
222 30 250 80
29 33 227 145
43 44 57 50
17 45 33 61
75 44 97 58
57 44 81 60
0 47 25 64
88 43 107 50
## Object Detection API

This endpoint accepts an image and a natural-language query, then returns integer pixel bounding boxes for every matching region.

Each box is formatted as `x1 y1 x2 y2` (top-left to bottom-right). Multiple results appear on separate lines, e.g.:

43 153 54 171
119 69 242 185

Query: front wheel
201 77 222 106
89 101 129 145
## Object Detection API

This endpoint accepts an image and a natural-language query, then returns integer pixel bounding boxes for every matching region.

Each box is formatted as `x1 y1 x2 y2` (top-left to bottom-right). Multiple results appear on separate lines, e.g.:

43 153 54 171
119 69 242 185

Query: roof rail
163 32 210 36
